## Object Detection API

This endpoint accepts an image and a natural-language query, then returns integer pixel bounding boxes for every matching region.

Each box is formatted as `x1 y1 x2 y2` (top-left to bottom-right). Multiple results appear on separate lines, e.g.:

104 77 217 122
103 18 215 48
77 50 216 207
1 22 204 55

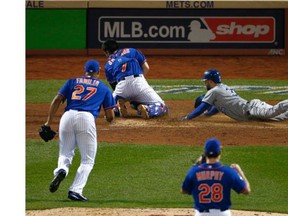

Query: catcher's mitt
194 154 207 165
39 125 56 142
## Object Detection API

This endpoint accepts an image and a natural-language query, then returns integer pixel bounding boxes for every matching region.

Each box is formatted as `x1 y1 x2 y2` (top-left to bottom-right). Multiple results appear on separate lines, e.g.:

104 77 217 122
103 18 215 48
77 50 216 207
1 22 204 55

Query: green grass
26 79 288 103
26 78 288 213
26 139 288 213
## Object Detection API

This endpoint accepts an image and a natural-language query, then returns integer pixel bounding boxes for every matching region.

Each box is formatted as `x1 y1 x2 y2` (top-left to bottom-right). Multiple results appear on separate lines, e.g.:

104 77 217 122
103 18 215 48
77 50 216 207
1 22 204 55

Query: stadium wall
26 0 288 56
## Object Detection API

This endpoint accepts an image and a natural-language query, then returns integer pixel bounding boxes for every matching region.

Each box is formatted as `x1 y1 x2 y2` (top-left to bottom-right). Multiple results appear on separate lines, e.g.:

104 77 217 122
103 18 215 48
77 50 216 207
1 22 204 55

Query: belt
198 208 228 213
118 74 141 82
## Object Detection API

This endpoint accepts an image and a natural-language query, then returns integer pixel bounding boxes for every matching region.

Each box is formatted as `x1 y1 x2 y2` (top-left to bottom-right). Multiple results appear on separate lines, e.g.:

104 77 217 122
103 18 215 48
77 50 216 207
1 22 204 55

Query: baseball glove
39 125 56 142
194 154 207 165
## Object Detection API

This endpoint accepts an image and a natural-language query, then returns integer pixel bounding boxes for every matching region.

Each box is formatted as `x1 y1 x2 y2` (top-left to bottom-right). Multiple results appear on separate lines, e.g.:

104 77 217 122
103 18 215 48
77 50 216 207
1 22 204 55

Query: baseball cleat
49 169 66 193
138 104 149 119
118 99 129 117
68 191 88 201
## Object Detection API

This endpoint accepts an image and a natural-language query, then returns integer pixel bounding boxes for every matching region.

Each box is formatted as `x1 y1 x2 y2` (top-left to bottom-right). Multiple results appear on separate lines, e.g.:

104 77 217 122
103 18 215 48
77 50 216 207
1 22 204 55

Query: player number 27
198 183 223 203
72 85 97 101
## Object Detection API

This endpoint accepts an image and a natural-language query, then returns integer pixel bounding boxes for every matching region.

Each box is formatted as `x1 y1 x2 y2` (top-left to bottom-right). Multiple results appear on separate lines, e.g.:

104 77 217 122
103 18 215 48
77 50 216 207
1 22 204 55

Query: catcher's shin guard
140 104 168 118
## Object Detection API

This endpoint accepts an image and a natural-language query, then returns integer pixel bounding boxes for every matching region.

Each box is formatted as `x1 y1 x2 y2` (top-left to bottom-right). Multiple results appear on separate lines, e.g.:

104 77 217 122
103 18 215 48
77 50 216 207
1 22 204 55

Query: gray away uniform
202 83 288 121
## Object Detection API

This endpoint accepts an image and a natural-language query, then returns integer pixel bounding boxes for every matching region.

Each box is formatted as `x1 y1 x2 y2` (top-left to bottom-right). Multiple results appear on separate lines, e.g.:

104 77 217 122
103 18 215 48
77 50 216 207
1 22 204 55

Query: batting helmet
202 69 221 83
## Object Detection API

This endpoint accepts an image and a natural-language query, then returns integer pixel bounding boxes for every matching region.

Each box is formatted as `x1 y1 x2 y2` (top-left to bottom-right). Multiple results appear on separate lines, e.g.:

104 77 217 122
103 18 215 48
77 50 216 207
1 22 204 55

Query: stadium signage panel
98 17 275 43
87 9 284 49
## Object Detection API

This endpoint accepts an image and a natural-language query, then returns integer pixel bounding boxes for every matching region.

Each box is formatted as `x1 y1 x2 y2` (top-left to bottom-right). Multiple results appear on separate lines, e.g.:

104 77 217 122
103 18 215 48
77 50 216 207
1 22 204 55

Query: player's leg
142 103 169 118
50 110 77 193
68 112 97 199
249 99 288 120
117 97 129 117
270 100 288 121
131 77 165 104
130 77 168 118
113 82 129 117
130 101 168 119
56 110 77 174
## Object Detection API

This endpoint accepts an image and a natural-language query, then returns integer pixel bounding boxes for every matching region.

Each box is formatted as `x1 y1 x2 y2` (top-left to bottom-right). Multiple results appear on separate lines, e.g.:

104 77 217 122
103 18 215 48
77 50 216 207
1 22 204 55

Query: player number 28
198 183 223 203
72 85 97 101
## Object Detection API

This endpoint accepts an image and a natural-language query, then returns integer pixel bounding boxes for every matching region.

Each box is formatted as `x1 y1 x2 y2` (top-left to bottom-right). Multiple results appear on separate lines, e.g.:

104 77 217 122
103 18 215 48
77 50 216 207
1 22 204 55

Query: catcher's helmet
101 39 119 53
202 69 221 83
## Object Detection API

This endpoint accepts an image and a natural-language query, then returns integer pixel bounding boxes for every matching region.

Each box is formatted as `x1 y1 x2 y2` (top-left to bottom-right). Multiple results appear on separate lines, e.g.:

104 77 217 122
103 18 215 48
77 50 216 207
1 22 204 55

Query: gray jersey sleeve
202 84 249 121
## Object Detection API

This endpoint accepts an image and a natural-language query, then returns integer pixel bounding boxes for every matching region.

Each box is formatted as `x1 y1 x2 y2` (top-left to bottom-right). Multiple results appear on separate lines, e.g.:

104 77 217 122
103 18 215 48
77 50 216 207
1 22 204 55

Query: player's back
203 83 249 121
182 162 246 211
112 56 143 82
59 75 112 118
116 48 146 66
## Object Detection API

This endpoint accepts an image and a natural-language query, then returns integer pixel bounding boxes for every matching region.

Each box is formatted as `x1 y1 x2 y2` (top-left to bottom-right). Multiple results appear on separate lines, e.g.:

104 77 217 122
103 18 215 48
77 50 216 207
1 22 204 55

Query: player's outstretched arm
205 106 219 116
180 102 210 121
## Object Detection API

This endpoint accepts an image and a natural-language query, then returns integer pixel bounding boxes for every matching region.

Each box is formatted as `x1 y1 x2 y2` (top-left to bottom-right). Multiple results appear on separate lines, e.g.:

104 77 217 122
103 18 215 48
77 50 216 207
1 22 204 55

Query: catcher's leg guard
138 104 169 118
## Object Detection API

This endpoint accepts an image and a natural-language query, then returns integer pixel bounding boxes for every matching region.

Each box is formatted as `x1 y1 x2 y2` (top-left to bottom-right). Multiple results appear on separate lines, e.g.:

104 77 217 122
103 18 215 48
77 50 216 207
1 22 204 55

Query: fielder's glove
39 125 56 142
194 154 207 165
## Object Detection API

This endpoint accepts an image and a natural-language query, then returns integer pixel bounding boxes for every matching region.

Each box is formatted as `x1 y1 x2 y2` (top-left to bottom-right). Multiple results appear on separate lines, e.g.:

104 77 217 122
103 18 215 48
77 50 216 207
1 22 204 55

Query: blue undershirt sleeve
187 102 211 119
205 106 219 116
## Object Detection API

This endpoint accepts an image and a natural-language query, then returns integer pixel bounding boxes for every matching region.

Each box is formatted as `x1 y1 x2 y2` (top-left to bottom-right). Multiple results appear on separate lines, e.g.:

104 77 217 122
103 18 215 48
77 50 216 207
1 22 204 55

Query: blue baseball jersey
104 48 146 83
105 56 143 83
182 162 246 211
58 75 116 118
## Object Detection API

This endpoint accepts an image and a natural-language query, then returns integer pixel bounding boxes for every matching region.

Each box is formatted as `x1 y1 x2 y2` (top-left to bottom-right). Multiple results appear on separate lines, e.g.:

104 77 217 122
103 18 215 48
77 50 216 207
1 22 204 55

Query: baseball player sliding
181 138 251 216
181 69 288 121
40 60 116 201
102 39 168 119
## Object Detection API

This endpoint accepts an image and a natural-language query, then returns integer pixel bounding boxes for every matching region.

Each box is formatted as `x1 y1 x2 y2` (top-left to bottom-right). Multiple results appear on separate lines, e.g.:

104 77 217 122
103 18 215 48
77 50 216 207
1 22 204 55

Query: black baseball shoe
68 191 88 201
49 169 66 193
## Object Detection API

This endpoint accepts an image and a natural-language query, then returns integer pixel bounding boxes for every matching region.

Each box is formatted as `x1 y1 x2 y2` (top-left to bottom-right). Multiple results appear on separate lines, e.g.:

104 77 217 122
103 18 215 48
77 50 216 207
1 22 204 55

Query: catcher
102 39 169 119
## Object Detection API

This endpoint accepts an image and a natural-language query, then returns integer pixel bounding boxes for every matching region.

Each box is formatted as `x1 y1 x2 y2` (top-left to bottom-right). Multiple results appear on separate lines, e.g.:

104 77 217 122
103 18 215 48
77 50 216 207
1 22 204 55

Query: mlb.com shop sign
205 17 274 42
98 16 275 43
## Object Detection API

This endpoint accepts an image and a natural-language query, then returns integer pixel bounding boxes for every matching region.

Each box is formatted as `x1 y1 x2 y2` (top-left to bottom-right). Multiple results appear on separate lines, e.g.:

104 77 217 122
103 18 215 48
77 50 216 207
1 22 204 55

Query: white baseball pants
114 75 164 104
54 110 97 194
195 209 231 216
247 99 288 121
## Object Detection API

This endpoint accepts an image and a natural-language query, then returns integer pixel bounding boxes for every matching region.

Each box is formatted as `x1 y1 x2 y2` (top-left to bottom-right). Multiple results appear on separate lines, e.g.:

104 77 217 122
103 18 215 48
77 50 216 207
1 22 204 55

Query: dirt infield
26 207 288 216
26 55 288 215
26 55 288 146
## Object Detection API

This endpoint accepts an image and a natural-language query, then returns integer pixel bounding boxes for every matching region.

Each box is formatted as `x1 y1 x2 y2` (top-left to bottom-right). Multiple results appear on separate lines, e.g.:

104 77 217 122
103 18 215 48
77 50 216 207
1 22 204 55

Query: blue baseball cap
205 138 221 156
85 60 100 73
